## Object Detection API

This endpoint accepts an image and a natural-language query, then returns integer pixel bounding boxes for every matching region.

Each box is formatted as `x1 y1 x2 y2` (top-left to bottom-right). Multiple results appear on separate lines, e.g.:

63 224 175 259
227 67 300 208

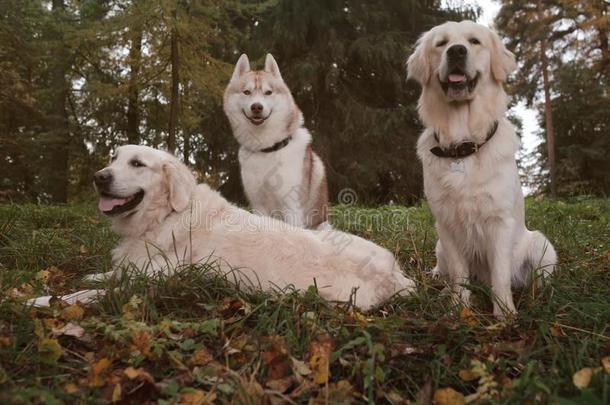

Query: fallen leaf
131 329 151 357
458 369 478 382
63 382 80 394
0 336 11 347
79 245 87 256
36 269 50 283
190 347 213 366
88 358 112 388
52 322 85 339
309 334 334 385
111 383 122 402
263 336 292 380
292 357 312 376
433 387 466 405
572 367 593 389
38 338 63 364
550 322 566 337
602 357 610 374
124 367 154 383
60 304 84 321
459 307 477 327
266 376 295 393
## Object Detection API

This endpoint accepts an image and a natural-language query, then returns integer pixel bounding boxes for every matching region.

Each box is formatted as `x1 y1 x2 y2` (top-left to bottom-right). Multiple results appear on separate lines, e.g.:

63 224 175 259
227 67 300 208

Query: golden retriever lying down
31 145 414 310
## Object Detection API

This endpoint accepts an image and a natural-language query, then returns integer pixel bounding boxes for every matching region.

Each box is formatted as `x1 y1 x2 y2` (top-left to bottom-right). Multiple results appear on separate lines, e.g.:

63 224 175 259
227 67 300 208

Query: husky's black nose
447 44 467 61
94 169 113 188
251 103 263 114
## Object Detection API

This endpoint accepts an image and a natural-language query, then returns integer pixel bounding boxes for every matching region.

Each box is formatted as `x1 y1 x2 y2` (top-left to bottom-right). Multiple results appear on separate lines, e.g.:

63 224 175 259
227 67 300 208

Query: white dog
83 145 414 310
224 54 329 229
407 21 557 317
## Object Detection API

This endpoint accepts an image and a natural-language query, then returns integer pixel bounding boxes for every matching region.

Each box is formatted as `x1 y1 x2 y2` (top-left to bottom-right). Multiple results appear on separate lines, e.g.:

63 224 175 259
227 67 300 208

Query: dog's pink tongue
98 197 128 212
449 74 467 83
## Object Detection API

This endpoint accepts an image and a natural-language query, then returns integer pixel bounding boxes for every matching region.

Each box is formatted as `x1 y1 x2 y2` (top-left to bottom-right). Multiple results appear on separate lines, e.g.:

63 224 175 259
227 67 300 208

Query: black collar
259 136 292 153
430 121 499 159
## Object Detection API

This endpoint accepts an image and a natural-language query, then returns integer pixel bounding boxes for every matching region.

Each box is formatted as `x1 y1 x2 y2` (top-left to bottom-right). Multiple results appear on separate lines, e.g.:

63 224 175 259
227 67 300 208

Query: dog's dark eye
264 90 273 96
469 38 481 45
243 90 251 95
130 160 145 168
436 39 448 47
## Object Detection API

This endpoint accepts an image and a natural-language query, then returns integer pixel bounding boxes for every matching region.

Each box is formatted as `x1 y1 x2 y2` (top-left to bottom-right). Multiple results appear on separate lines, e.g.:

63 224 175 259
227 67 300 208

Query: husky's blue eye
243 90 251 95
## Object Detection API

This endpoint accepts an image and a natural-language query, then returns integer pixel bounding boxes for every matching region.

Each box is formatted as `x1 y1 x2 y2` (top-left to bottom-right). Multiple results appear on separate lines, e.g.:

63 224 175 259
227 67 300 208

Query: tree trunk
538 0 557 198
126 26 143 145
47 0 70 203
167 11 179 154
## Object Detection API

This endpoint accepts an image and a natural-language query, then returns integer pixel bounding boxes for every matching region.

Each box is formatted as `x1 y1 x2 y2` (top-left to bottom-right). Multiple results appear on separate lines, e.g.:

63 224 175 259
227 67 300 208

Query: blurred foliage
496 0 610 196
0 0 475 204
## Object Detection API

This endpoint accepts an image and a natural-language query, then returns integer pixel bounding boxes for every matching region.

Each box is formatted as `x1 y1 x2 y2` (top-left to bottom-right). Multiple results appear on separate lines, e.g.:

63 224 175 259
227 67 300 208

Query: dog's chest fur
417 123 521 249
238 128 327 227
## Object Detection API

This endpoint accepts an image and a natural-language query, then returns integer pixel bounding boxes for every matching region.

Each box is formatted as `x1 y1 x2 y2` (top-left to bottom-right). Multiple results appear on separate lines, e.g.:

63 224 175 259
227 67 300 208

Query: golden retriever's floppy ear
231 54 250 82
163 160 196 213
489 30 516 82
407 35 431 85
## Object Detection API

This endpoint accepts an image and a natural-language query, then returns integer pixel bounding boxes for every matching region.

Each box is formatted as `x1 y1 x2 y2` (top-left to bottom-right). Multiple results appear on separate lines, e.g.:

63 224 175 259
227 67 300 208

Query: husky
223 54 329 229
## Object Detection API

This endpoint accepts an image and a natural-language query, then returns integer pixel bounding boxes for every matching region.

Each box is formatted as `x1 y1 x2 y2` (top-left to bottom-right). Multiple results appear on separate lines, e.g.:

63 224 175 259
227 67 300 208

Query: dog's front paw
493 301 517 320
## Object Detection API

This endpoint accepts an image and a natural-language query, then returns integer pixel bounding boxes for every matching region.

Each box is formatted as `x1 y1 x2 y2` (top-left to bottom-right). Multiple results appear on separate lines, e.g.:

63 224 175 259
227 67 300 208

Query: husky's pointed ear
407 34 432 85
163 159 196 213
231 54 250 81
489 30 516 82
264 54 282 79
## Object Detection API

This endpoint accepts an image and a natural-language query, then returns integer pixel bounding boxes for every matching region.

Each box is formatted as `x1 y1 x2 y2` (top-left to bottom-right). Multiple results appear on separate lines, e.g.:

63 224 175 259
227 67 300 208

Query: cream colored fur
407 21 557 318
85 145 414 311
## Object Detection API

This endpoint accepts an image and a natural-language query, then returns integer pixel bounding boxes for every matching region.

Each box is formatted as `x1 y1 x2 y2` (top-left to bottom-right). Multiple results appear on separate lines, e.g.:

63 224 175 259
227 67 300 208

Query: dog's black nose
251 103 263 114
94 170 113 187
447 44 467 60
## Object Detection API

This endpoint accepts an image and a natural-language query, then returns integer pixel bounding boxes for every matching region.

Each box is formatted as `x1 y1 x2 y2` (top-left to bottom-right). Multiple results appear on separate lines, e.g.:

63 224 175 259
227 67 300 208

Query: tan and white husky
224 54 329 229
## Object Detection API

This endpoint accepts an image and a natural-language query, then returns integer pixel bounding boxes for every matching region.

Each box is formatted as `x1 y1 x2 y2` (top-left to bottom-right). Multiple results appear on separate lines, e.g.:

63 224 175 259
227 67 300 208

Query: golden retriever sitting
407 21 557 318
85 145 414 310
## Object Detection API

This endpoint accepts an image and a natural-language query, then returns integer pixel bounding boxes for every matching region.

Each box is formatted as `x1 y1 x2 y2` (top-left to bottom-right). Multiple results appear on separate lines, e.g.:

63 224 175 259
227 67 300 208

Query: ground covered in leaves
0 199 608 404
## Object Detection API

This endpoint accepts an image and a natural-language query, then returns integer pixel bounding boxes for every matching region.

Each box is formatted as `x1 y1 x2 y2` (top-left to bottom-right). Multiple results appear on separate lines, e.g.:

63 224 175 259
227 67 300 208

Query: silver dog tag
450 159 465 173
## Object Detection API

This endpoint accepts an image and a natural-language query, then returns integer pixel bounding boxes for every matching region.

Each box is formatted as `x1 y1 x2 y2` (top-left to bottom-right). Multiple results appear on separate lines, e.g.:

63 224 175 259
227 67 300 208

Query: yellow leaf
309 335 333 385
433 387 466 405
111 383 122 402
458 369 478 382
38 338 63 364
572 367 593 389
459 307 477 327
88 358 112 388
60 304 84 321
36 270 50 283
124 366 154 383
602 357 610 374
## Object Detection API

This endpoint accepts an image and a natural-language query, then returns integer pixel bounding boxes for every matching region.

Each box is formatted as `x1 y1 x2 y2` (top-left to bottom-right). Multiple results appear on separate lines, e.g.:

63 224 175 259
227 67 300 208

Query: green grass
0 199 608 404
